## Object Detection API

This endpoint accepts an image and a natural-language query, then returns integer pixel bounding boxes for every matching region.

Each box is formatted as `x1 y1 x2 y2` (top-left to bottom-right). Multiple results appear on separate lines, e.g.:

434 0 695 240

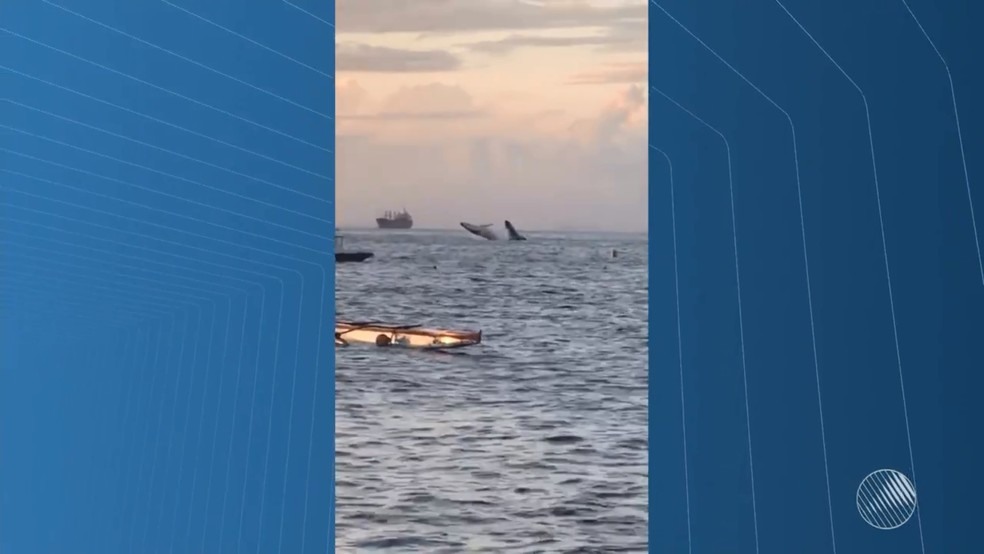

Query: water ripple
336 229 648 552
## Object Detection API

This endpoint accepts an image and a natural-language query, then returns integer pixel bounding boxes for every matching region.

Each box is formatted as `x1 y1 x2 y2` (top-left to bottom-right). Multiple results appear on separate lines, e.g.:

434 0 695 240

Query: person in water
375 334 392 347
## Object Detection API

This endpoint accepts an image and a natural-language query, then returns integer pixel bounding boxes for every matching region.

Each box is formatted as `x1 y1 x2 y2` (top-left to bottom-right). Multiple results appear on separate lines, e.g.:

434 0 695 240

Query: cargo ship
376 209 413 229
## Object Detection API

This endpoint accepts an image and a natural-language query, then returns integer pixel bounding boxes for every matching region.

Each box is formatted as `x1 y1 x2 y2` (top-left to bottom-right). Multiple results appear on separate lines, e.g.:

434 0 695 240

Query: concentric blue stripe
649 1 984 552
1 1 334 552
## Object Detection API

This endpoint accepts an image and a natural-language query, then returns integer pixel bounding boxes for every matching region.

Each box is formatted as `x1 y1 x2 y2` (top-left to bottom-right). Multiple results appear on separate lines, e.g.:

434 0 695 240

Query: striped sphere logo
856 469 918 530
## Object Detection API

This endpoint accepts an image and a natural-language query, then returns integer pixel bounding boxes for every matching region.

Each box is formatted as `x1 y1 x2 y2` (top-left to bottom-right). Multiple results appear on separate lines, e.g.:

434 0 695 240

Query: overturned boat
504 220 526 241
460 222 499 240
335 234 374 263
335 320 483 350
336 251 374 263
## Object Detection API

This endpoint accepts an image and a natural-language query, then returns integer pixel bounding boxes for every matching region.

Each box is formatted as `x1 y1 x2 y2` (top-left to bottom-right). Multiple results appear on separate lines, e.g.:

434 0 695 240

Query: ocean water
335 228 648 553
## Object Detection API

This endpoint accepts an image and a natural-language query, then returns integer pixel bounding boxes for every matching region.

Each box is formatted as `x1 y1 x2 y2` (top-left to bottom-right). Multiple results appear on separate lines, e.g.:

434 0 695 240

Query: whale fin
504 220 527 241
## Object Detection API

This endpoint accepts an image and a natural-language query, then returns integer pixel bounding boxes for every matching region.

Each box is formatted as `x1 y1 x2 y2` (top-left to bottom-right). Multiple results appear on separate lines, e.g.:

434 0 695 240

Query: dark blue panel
0 1 335 552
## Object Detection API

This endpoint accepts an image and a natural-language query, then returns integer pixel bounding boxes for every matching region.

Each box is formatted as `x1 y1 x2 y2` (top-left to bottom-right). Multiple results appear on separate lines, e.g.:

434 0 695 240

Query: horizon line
335 225 649 235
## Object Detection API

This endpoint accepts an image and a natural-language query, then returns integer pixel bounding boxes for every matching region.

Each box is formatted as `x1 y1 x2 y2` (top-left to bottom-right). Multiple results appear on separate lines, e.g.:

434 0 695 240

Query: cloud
339 110 484 121
336 42 462 72
380 83 477 112
568 84 645 146
459 15 646 56
461 32 637 55
336 80 371 114
338 82 487 122
568 62 646 85
335 82 647 232
599 15 646 52
337 0 645 34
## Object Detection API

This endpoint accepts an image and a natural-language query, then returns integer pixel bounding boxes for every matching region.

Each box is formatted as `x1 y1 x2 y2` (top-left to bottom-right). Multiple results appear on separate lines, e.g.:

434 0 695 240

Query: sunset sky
335 0 648 232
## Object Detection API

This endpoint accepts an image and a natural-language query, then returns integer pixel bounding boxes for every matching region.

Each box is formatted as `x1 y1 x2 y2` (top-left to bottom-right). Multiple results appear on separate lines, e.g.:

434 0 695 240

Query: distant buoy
612 249 618 258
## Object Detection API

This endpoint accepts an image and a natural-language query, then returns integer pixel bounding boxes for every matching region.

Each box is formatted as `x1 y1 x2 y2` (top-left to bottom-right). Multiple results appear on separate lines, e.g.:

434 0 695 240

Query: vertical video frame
334 1 649 551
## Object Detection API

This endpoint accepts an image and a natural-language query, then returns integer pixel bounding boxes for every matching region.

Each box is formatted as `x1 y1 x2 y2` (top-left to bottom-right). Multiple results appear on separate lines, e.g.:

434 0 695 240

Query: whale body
460 222 499 240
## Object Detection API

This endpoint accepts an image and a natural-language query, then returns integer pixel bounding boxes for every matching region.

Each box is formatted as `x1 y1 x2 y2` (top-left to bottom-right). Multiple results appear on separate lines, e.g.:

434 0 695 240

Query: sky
335 0 648 232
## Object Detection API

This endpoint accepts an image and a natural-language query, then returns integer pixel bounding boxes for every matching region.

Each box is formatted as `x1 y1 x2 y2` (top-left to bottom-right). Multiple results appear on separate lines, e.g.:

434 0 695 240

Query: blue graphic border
1 1 335 552
648 1 984 552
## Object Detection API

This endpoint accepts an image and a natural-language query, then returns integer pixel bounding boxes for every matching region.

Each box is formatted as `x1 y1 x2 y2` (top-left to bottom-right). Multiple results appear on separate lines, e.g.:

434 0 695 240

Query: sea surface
335 228 648 553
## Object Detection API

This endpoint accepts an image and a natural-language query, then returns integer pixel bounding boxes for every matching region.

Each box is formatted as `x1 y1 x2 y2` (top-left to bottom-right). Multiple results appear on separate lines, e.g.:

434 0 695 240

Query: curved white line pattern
0 63 332 180
0 98 332 209
649 2 838 550
650 145 693 554
160 0 333 78
0 27 331 152
771 3 926 551
0 1 333 552
651 85 761 554
282 0 335 27
42 0 332 120
899 0 983 286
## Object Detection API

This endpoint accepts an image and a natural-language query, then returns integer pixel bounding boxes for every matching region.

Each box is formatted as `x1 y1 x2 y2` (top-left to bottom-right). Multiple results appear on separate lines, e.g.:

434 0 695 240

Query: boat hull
335 321 482 349
335 252 374 263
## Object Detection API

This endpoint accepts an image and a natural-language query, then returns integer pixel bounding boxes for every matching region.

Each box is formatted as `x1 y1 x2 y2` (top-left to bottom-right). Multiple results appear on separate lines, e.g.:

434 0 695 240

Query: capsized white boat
335 319 483 349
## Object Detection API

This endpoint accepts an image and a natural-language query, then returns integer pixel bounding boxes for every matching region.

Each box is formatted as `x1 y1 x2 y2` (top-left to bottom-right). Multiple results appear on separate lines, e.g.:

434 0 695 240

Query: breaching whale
504 220 526 241
460 222 499 240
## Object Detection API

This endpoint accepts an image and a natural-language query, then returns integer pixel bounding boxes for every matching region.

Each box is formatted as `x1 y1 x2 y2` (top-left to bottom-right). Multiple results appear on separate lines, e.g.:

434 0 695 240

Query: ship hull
376 218 413 229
